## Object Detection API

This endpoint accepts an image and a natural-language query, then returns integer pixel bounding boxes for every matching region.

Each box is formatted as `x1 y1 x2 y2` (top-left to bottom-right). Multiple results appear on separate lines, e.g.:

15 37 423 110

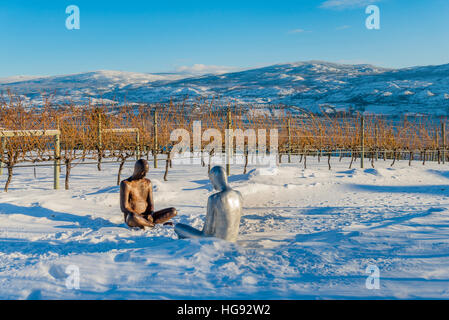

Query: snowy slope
0 76 45 84
2 157 449 299
1 61 449 114
0 70 195 105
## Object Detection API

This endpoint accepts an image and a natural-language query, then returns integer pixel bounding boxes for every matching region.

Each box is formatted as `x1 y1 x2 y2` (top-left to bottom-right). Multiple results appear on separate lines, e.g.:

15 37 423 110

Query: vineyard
1 96 448 192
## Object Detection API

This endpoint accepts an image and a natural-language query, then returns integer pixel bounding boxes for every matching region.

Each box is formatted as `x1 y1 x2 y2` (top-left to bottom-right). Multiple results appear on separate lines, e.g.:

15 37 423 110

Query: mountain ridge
1 61 448 115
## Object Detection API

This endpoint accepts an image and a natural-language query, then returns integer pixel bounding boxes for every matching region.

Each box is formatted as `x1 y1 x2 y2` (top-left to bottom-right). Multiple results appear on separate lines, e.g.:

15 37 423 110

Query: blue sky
0 0 448 77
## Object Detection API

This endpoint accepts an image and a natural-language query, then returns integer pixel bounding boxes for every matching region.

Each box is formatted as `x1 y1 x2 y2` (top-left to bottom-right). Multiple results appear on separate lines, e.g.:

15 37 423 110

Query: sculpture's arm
120 181 135 217
144 179 155 215
202 196 216 236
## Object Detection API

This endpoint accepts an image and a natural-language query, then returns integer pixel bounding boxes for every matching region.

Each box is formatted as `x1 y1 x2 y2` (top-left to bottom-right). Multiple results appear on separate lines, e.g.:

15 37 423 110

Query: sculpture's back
174 166 243 242
212 189 243 242
206 166 243 242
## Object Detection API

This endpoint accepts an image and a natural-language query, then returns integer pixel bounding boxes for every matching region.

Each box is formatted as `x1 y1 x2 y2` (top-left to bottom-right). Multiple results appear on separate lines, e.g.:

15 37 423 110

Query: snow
291 75 305 81
2 157 449 299
3 61 449 115
0 75 46 84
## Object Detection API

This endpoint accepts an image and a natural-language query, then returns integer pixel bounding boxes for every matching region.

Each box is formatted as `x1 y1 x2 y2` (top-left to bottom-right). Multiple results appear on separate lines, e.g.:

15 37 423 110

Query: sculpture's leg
152 207 177 224
126 213 154 229
174 223 204 239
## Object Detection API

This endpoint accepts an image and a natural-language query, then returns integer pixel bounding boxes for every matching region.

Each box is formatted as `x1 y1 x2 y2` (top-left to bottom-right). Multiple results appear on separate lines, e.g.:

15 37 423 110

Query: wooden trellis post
287 118 292 163
360 115 365 169
56 116 61 174
442 122 446 164
97 113 102 171
54 132 61 190
153 109 158 168
226 108 232 176
136 130 141 160
375 123 379 161
164 151 171 181
0 137 5 176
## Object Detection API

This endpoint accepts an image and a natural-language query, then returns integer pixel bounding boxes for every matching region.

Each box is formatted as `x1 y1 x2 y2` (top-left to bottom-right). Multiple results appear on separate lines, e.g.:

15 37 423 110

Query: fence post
56 116 61 174
375 123 379 161
153 109 158 168
164 151 171 181
442 122 446 164
436 128 440 164
136 130 141 160
97 113 102 171
54 132 60 190
287 118 291 163
226 108 232 176
360 115 365 169
0 137 5 176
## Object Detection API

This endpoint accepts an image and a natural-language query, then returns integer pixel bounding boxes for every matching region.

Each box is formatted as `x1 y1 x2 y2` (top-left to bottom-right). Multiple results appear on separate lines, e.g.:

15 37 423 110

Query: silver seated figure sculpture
174 166 243 242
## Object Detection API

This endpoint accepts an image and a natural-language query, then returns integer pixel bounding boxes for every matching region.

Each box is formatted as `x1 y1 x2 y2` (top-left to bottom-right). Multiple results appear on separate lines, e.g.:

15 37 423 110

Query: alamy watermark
66 5 80 30
169 121 278 172
365 264 380 290
365 5 380 30
65 264 80 290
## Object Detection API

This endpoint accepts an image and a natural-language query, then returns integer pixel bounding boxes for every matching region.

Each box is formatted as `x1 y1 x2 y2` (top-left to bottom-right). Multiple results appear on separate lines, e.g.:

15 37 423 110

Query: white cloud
336 25 351 30
288 28 311 34
321 0 381 9
175 64 238 75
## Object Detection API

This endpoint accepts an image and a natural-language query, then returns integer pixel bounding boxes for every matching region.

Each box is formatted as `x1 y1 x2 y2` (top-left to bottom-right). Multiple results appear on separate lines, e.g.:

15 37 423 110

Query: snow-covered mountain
0 75 44 84
2 61 449 115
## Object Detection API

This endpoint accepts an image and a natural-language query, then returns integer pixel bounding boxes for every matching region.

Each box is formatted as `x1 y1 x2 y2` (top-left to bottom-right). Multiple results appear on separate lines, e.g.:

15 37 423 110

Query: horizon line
1 59 449 80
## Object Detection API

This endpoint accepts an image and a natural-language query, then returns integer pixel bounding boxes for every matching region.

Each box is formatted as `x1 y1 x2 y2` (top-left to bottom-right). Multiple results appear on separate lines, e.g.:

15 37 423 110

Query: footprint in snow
114 252 131 262
48 264 67 280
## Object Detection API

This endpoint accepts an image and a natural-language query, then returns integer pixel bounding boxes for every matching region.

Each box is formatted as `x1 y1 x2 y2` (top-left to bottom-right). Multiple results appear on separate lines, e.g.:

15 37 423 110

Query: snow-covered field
2 156 449 299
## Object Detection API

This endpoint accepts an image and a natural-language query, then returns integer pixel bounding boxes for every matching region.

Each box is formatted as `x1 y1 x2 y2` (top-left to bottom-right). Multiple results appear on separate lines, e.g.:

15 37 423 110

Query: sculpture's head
133 159 149 178
209 166 228 191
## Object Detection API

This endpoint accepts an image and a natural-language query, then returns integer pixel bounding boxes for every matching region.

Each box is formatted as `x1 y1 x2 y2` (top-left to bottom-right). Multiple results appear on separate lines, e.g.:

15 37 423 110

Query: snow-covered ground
2 156 449 299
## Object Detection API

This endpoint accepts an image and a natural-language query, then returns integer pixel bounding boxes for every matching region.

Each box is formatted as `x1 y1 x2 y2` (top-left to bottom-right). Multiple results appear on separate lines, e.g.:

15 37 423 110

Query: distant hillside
1 61 449 115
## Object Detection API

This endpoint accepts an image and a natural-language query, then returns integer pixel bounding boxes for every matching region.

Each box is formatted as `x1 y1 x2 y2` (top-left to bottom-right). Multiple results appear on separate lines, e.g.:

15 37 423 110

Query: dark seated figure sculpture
120 159 177 229
174 166 243 242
